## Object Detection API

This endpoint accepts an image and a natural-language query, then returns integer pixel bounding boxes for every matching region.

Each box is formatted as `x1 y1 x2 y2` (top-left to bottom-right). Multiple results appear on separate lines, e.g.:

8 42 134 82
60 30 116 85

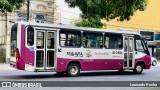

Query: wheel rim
70 66 78 75
136 65 142 73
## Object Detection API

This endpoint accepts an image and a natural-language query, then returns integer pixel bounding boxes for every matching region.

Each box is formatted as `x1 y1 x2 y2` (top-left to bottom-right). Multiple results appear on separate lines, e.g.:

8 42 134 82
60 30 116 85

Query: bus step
35 69 54 72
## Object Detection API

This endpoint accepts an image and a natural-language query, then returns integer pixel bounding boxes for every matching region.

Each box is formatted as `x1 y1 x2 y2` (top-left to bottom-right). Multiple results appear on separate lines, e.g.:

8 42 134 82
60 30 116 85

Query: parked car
151 57 158 66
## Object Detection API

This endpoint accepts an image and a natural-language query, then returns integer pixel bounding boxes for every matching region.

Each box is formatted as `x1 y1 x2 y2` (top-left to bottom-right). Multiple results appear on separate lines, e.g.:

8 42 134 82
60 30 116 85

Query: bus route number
112 51 122 54
67 52 83 57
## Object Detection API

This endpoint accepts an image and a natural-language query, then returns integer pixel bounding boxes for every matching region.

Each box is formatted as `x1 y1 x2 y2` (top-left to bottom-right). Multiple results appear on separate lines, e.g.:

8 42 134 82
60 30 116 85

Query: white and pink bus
10 22 151 76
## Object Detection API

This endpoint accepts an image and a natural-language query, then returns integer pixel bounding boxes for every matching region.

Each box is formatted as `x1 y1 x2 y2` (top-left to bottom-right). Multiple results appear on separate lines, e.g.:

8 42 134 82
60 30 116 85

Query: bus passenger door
35 30 45 69
124 35 135 69
35 30 56 70
45 31 55 69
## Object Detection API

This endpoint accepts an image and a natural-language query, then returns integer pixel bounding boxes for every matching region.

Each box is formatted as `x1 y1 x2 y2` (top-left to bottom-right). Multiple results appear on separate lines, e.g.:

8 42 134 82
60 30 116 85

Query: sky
55 0 81 24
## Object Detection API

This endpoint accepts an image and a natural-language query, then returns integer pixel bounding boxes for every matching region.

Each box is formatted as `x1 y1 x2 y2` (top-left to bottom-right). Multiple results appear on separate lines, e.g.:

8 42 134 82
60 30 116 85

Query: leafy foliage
0 0 25 12
65 0 148 28
76 17 102 28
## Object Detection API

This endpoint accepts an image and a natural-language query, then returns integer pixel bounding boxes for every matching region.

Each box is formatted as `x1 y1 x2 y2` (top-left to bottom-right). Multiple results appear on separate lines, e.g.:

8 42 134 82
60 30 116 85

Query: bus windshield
10 24 18 57
135 35 150 55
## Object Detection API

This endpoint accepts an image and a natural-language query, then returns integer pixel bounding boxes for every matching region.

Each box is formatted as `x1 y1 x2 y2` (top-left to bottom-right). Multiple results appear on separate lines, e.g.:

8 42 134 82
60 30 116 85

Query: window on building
17 11 27 21
83 31 103 48
36 14 44 23
105 34 123 49
60 29 81 47
27 26 34 46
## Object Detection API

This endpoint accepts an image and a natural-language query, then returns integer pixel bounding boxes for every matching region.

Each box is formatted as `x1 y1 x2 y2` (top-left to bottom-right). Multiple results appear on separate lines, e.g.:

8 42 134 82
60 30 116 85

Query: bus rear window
10 24 18 57
27 26 34 46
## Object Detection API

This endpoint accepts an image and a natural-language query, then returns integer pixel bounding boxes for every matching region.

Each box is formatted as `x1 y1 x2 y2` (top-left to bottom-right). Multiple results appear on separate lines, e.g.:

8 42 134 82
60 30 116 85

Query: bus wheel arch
67 61 81 77
134 61 145 74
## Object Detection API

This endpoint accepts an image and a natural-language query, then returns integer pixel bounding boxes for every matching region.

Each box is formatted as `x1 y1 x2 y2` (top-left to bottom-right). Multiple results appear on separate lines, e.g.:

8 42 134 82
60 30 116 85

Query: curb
0 64 14 70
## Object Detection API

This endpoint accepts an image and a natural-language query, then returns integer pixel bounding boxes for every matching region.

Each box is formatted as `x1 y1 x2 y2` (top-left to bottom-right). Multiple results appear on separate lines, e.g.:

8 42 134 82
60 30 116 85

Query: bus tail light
15 48 20 62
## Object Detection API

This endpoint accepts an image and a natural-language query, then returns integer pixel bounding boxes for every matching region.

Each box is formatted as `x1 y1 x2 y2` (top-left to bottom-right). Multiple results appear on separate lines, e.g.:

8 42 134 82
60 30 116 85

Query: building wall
0 0 60 63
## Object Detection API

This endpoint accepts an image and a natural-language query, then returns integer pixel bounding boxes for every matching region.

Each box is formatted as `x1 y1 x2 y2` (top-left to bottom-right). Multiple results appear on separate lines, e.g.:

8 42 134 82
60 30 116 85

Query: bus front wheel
133 64 143 74
67 63 80 77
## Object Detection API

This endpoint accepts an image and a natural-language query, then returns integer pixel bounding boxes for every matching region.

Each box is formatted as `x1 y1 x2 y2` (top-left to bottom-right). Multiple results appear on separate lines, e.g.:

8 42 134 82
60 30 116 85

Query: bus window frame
26 26 35 46
104 33 123 50
135 35 144 52
59 29 82 48
82 31 103 49
135 35 150 55
141 38 150 55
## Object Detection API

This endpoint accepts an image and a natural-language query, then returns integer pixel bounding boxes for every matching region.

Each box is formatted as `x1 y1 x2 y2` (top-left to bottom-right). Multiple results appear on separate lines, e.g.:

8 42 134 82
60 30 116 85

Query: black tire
133 64 143 74
67 63 80 77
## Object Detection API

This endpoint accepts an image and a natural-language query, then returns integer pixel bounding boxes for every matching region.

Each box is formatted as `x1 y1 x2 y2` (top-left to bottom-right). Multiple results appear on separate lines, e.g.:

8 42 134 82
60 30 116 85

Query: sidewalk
0 63 14 70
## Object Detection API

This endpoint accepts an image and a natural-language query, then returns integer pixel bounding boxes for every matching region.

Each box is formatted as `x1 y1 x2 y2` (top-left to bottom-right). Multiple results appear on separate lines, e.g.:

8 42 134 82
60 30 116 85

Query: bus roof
17 21 141 36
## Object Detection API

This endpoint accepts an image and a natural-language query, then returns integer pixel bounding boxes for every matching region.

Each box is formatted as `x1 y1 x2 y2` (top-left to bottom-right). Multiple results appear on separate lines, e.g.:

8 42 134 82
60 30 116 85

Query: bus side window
135 38 144 52
105 34 123 49
27 26 34 46
105 37 109 48
60 29 81 47
83 32 103 48
60 34 66 46
135 36 148 54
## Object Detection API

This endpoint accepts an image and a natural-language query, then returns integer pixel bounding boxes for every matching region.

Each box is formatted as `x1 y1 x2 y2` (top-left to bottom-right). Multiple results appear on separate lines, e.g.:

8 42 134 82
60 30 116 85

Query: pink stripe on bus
55 58 124 72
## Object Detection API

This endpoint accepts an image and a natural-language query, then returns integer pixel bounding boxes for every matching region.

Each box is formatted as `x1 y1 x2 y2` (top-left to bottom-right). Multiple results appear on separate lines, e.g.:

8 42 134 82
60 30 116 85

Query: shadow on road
3 70 145 80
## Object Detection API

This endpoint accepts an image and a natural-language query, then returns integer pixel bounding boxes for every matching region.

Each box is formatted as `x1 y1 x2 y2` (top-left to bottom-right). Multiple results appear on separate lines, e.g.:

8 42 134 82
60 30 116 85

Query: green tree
0 0 25 63
65 0 148 28
76 17 102 28
0 0 25 12
0 0 25 44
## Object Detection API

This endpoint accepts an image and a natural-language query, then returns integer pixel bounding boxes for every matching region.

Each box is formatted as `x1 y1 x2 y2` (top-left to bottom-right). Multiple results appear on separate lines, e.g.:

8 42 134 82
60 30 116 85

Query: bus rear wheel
67 63 80 77
133 64 143 74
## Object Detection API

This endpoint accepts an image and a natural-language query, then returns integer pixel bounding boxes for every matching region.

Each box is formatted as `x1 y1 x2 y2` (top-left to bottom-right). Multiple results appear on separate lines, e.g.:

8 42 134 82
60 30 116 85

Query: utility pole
27 0 30 21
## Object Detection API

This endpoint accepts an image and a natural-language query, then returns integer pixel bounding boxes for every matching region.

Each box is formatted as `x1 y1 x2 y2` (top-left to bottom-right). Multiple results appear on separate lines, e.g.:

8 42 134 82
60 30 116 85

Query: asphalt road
0 64 160 81
0 63 160 90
